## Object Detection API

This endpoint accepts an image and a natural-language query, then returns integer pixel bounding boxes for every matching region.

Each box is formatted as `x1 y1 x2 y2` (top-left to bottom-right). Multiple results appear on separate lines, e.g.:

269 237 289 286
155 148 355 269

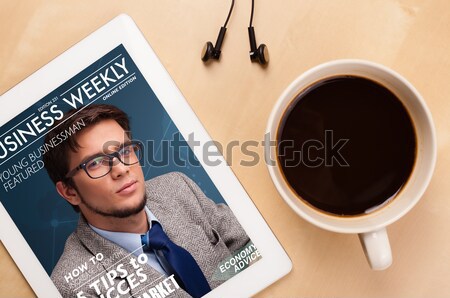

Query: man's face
66 119 146 220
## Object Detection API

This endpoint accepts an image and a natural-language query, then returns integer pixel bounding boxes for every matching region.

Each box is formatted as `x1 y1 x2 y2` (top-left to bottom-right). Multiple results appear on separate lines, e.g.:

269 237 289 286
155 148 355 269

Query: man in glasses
43 104 250 298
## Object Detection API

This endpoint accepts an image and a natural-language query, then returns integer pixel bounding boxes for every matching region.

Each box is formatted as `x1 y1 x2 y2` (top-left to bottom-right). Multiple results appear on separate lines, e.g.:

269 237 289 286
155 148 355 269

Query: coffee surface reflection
277 76 416 216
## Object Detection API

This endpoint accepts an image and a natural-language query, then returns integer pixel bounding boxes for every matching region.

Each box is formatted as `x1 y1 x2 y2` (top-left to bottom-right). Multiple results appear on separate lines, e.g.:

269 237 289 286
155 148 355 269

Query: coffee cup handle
358 228 392 270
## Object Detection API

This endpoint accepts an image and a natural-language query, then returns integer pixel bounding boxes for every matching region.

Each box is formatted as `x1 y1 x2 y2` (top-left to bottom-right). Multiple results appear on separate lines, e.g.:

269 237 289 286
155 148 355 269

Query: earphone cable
224 0 235 28
249 0 254 27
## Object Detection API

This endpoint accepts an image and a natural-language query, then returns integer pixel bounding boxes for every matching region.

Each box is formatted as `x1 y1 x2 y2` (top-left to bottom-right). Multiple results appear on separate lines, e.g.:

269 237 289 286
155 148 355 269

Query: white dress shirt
89 207 167 276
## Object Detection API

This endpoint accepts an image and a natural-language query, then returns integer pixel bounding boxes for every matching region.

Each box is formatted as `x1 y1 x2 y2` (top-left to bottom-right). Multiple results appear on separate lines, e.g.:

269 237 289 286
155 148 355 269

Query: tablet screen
0 44 262 298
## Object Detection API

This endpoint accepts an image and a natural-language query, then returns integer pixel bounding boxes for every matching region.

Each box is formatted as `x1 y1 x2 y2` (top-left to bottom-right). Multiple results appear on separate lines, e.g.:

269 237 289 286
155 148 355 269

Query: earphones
248 0 269 65
201 0 269 65
201 0 234 62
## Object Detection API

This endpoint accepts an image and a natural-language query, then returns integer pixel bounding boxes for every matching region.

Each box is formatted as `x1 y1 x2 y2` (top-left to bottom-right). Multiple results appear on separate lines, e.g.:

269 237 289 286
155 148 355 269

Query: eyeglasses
65 141 144 179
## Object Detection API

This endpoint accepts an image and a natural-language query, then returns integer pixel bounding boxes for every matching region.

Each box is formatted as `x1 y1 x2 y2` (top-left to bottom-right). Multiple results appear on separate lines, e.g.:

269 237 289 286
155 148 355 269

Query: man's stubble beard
79 191 147 218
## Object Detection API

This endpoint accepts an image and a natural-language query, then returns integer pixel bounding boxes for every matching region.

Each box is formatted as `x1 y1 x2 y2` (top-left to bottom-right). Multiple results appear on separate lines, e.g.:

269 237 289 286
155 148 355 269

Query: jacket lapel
75 214 190 297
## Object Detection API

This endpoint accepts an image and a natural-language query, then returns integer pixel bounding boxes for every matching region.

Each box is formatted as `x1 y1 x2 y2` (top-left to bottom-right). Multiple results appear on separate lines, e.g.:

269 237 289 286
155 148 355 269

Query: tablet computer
0 14 291 298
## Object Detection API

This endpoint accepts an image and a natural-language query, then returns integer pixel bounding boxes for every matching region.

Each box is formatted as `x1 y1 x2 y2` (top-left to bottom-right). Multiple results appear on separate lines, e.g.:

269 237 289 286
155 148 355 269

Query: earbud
248 26 269 65
201 0 270 66
201 27 227 62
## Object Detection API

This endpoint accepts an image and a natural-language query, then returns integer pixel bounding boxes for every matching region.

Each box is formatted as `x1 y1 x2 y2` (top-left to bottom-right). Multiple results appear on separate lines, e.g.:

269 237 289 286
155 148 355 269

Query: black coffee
277 76 416 216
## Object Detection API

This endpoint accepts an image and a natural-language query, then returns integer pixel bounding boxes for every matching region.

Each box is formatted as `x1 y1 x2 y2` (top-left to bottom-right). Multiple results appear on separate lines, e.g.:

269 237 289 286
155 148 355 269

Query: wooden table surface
1 1 450 297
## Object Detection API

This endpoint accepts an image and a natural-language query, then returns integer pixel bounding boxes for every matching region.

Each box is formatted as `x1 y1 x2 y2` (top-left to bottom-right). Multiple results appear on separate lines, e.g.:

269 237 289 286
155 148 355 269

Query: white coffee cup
265 59 436 270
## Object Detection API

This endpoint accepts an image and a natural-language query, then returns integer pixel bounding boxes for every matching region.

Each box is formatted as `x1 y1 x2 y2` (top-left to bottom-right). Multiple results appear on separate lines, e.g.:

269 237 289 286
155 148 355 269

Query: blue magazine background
0 45 225 275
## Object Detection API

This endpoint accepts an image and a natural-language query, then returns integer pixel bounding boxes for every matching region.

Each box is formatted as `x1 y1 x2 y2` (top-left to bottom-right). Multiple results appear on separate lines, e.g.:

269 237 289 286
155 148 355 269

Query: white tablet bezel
0 14 291 298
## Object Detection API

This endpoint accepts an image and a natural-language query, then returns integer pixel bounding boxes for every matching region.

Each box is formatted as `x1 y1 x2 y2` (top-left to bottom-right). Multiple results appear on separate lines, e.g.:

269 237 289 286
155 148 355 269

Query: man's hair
43 104 131 211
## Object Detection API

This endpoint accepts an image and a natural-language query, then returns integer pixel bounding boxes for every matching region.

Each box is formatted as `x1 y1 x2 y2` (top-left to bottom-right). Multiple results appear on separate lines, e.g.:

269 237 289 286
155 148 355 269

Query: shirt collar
89 207 159 256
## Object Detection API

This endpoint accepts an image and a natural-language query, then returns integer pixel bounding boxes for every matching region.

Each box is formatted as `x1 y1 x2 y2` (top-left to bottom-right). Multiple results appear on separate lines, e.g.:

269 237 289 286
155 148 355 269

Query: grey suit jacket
51 172 250 298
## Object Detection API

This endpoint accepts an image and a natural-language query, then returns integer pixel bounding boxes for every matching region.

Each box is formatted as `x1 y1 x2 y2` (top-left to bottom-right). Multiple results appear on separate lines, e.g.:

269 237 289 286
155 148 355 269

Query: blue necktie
141 221 211 298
